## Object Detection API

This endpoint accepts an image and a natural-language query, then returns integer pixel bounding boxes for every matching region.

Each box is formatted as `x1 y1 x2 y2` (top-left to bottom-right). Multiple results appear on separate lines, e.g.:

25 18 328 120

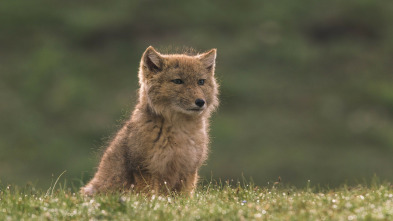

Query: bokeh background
1 0 393 189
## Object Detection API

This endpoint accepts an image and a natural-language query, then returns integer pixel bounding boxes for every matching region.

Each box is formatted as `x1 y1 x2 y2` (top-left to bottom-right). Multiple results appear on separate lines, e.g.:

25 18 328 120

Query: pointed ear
142 46 163 72
199 49 217 71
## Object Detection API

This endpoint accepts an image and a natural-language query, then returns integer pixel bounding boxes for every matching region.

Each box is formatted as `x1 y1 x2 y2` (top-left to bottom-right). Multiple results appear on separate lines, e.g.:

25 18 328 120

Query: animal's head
138 46 219 117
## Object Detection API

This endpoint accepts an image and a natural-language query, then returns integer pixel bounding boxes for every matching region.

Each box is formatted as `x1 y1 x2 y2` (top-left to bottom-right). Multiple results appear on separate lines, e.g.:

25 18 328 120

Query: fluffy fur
81 46 219 195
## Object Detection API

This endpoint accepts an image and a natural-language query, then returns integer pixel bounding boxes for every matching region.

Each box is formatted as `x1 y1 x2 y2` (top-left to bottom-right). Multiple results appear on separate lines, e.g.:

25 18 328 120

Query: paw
80 185 96 196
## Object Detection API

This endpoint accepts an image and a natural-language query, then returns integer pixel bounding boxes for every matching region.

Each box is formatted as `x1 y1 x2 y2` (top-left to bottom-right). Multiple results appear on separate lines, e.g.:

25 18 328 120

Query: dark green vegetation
1 181 393 220
1 0 393 188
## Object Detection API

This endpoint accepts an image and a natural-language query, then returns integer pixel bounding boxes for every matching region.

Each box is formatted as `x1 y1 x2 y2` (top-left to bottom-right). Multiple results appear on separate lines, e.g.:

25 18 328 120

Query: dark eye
198 79 205 85
172 79 184 84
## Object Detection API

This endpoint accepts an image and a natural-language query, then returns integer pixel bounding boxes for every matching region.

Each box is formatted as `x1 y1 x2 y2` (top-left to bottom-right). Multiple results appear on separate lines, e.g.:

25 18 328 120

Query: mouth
187 108 204 112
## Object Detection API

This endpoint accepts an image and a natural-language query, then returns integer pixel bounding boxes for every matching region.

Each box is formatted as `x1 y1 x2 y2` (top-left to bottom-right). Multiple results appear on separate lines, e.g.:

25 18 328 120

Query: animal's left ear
199 49 217 71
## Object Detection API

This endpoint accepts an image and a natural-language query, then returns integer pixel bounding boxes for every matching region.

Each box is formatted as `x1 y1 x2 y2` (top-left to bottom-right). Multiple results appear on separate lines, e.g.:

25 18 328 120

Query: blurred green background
1 0 393 188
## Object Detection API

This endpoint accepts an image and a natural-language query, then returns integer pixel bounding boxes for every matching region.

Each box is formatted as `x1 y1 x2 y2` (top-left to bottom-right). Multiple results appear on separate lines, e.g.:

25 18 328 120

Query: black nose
195 99 205 107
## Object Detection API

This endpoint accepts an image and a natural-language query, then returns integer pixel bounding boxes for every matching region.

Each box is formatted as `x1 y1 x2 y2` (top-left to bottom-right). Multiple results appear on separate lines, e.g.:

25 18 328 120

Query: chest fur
145 124 207 178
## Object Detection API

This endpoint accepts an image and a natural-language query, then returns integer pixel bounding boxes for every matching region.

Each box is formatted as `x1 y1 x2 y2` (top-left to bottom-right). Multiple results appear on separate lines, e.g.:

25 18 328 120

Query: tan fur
81 46 218 196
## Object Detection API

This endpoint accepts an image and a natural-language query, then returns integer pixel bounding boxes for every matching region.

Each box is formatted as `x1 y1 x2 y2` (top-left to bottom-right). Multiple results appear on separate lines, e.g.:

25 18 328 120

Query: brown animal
81 46 219 195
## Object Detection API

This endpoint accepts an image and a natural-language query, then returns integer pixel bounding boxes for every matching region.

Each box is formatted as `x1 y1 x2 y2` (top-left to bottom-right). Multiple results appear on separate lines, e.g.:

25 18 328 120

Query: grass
1 180 392 220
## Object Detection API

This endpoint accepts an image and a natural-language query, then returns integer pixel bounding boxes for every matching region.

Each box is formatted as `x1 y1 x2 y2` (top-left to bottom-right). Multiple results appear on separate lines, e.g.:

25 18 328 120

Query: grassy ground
1 180 392 220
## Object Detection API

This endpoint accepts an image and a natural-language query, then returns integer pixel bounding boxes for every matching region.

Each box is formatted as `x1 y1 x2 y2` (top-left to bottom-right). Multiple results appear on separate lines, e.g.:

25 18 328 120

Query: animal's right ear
142 46 163 72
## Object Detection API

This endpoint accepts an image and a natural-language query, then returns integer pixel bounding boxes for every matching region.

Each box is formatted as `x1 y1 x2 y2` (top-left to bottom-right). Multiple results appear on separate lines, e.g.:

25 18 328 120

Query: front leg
133 172 167 195
181 171 199 196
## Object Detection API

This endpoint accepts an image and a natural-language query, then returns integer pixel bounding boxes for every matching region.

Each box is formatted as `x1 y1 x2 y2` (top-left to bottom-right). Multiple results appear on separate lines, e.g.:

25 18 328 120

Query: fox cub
81 46 219 195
